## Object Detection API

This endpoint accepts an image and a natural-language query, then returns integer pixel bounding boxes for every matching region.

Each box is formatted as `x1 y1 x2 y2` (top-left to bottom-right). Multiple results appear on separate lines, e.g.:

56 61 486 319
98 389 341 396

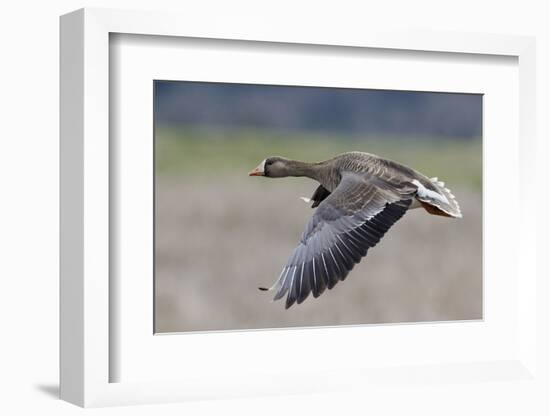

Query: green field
156 126 482 190
154 125 483 331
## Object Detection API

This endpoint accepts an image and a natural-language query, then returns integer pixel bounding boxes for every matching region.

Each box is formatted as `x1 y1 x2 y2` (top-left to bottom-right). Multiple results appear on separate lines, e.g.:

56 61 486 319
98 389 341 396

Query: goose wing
268 172 416 308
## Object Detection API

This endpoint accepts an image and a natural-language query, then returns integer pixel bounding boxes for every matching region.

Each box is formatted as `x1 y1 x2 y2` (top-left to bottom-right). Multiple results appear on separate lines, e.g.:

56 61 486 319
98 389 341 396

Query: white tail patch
420 178 463 218
412 179 449 205
300 197 312 204
430 176 445 187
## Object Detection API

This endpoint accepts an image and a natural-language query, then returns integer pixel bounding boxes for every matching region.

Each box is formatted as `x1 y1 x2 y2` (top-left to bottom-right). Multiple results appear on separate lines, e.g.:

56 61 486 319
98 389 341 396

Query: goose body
249 151 462 309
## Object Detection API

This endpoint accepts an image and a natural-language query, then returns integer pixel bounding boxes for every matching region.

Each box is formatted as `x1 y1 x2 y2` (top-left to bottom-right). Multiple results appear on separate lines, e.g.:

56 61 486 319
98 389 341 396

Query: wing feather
269 172 415 308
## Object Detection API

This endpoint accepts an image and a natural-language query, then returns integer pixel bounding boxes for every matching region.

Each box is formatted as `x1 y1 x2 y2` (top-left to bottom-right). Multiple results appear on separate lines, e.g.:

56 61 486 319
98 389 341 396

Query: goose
248 151 462 309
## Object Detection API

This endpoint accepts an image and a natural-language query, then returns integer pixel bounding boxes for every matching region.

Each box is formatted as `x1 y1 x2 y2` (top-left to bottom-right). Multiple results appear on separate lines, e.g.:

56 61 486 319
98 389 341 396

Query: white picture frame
60 7 537 407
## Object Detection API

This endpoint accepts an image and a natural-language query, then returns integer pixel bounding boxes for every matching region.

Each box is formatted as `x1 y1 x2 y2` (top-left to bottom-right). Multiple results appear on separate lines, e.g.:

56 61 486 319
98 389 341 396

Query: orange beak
248 168 264 176
248 161 265 176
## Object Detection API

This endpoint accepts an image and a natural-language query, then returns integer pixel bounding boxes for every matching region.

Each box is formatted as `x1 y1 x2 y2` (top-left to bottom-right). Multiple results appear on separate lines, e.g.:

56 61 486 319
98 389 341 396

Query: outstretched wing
267 172 416 308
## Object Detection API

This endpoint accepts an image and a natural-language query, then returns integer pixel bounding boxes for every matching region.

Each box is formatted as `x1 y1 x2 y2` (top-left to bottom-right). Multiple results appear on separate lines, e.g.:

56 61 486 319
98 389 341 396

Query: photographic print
154 81 482 333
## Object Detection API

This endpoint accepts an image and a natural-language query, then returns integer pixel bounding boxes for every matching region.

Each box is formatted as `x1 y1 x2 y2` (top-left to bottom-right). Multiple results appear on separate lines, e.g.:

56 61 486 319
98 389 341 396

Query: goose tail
412 178 462 218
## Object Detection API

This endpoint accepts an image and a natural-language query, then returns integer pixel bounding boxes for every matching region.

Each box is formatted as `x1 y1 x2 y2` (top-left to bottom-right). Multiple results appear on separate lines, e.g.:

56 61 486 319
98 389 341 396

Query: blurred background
154 81 482 333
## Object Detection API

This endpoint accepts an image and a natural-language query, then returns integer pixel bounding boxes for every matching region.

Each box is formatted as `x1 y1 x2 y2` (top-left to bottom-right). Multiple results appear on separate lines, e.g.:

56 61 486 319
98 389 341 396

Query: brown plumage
249 151 462 308
419 201 453 217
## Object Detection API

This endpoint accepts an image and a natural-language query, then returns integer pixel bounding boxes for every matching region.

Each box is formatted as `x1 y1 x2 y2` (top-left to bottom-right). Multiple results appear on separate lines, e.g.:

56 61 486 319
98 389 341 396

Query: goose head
248 157 292 178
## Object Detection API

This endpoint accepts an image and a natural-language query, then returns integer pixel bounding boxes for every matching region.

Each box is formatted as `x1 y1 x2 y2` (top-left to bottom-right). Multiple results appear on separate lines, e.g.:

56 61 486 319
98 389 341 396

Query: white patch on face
300 197 312 204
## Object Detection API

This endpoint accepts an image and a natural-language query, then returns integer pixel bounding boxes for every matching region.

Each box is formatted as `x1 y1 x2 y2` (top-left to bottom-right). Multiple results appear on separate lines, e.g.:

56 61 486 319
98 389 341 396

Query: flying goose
249 151 462 309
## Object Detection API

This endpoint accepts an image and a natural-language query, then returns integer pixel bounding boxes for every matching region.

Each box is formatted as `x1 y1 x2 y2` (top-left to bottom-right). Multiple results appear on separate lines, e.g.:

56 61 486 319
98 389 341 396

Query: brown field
154 176 482 333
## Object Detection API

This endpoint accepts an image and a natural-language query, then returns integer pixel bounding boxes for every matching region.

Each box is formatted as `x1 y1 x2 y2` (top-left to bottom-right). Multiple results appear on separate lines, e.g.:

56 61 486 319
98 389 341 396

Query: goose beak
248 161 265 176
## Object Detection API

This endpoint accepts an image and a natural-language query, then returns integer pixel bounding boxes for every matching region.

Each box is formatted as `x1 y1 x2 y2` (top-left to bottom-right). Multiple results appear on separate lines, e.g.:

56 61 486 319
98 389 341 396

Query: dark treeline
155 81 482 139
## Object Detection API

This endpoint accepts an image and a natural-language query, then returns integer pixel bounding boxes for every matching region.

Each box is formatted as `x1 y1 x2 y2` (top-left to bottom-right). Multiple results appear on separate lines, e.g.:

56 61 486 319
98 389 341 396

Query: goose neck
285 160 322 180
